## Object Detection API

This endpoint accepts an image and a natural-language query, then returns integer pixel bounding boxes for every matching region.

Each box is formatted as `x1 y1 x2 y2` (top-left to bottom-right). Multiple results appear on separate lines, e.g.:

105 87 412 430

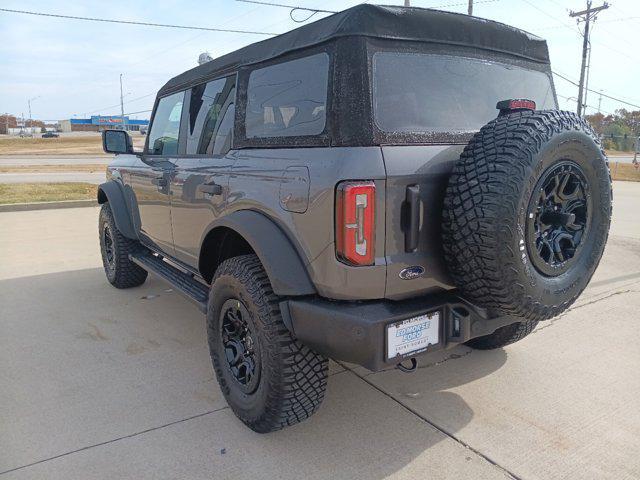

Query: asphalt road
1 182 639 479
609 154 636 164
0 155 110 166
0 154 634 185
0 172 105 184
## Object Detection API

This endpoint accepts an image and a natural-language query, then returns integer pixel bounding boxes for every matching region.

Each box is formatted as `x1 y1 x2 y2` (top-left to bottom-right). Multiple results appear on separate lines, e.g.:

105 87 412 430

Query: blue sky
1 0 638 121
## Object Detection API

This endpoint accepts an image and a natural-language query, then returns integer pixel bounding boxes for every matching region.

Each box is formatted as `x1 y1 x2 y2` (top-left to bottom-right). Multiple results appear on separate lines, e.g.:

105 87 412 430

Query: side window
245 53 329 138
148 91 184 155
186 75 236 155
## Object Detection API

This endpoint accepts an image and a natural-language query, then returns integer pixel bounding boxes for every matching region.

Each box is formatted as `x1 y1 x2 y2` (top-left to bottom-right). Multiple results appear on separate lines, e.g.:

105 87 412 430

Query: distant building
8 126 41 135
58 115 149 133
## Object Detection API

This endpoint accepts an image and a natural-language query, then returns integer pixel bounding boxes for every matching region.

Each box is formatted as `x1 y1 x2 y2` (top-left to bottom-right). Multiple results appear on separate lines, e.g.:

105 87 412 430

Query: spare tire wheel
442 110 612 322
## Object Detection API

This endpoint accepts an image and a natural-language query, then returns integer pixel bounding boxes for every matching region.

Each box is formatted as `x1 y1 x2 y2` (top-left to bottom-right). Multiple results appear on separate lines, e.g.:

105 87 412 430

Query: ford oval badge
399 266 425 280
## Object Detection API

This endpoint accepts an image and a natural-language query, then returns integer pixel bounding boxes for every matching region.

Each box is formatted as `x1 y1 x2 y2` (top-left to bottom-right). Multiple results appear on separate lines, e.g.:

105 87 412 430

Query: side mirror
102 129 134 155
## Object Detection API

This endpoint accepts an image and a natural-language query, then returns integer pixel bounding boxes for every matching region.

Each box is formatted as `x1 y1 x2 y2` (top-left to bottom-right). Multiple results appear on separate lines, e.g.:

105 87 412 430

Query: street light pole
28 96 40 134
120 73 127 131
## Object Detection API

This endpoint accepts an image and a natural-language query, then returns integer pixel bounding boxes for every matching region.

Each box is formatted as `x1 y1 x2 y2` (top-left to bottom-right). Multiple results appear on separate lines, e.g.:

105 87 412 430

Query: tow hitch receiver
396 357 418 373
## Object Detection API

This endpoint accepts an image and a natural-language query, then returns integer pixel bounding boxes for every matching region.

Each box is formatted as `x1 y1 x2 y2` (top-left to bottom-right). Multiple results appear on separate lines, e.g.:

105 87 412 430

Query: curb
0 199 98 212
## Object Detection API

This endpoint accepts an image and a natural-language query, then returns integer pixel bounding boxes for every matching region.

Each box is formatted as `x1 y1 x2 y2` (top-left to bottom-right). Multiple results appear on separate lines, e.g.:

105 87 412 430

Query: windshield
373 52 556 134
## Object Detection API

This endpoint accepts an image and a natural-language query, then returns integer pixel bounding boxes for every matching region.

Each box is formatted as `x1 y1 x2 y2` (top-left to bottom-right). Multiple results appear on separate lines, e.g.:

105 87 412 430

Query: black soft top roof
158 4 549 96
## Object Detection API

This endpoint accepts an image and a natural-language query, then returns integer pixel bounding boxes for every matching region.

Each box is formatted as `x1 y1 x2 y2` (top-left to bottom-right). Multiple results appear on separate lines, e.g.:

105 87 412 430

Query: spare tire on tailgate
442 109 612 322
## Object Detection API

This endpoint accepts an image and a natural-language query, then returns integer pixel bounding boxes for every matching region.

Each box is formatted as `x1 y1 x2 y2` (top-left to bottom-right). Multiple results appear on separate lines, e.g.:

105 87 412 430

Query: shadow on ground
0 267 512 478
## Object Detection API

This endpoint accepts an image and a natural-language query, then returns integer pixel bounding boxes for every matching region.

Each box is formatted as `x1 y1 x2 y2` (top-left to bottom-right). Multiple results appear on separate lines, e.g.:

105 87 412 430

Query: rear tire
207 254 328 433
99 203 147 289
466 320 538 350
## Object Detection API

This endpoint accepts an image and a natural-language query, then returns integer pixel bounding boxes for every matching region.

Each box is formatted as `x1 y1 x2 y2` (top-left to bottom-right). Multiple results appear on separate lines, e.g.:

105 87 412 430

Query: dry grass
0 136 105 155
610 162 640 182
0 183 97 204
0 164 107 173
0 134 145 155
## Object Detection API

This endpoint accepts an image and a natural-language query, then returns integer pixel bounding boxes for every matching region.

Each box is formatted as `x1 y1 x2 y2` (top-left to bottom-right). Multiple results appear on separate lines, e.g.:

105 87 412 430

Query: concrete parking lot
1 182 639 480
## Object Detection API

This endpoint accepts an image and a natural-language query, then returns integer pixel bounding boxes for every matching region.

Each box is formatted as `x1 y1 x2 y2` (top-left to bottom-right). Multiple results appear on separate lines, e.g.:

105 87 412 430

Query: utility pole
570 1 609 117
119 73 126 131
468 0 473 15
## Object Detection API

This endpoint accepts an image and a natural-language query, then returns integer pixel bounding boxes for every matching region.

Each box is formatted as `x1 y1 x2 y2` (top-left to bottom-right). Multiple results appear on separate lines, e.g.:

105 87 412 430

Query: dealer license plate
386 312 440 360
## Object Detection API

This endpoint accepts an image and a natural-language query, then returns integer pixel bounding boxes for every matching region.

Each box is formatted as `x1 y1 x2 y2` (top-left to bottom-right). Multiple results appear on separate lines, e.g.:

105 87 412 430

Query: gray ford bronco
98 5 611 432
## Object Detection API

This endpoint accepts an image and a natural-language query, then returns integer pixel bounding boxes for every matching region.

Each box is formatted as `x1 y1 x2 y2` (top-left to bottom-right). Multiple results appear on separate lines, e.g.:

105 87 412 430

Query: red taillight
336 181 375 266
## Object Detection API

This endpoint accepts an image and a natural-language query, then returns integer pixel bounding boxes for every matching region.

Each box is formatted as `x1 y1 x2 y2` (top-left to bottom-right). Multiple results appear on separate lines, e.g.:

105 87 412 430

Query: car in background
42 131 59 138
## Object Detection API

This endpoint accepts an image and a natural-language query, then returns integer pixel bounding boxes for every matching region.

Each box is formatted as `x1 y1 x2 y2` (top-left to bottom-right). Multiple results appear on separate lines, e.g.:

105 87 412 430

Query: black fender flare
201 210 316 297
97 181 137 240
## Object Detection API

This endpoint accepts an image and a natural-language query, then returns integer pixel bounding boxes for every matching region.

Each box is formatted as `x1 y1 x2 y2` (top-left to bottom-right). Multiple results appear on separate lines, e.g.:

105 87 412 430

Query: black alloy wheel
102 223 116 272
526 161 591 277
207 254 329 433
98 202 148 289
443 109 611 322
219 298 261 394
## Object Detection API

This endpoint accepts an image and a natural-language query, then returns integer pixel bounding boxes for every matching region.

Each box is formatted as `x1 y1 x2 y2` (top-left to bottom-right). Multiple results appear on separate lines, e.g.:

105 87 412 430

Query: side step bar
129 250 209 313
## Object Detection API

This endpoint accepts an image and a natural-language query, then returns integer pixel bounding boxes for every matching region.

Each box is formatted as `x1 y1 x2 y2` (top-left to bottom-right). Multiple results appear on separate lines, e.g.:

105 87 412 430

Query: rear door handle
199 182 223 196
152 177 167 187
404 185 421 252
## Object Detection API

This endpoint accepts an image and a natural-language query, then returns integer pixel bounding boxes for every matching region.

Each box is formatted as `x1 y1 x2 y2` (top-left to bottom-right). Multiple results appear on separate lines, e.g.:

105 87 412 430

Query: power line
235 0 336 23
235 0 335 13
428 0 500 9
553 71 640 110
0 8 278 35
123 109 152 116
85 93 157 117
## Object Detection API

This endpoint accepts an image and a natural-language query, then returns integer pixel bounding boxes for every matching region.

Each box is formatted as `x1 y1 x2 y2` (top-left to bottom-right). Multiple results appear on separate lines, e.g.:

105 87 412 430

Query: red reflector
336 181 376 266
496 98 536 112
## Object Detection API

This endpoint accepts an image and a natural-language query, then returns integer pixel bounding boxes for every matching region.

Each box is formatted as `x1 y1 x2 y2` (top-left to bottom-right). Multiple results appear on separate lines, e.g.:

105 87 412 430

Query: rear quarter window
245 53 329 138
373 52 556 134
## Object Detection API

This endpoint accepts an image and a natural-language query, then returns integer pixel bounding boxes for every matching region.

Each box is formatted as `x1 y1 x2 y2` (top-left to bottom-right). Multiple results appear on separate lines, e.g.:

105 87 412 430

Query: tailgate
382 145 465 300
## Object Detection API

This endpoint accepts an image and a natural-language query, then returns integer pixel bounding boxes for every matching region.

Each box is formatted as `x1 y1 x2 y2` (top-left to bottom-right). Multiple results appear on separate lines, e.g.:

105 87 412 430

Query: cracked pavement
1 181 639 480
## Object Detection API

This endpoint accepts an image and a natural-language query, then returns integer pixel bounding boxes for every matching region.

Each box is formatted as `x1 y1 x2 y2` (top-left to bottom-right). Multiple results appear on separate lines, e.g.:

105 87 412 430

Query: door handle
151 177 167 188
199 182 223 196
404 185 421 252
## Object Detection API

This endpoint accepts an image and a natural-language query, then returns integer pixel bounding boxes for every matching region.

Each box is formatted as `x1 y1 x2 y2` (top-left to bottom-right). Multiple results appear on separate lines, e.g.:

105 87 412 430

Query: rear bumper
281 292 519 371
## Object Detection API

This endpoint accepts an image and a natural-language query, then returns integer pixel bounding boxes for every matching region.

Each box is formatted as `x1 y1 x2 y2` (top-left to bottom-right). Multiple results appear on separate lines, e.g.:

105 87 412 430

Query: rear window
246 53 329 138
373 52 556 134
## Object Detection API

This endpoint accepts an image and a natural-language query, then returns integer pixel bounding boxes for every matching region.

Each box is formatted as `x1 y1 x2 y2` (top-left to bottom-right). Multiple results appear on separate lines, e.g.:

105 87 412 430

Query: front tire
99 203 147 289
207 254 328 433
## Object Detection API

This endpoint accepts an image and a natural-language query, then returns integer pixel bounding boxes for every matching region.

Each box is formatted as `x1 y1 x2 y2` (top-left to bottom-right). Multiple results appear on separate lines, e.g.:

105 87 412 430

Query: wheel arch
97 180 137 240
198 210 316 296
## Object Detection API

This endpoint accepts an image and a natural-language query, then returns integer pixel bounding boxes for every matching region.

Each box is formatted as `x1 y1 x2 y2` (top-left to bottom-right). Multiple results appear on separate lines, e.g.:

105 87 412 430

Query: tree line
585 109 640 152
0 114 46 134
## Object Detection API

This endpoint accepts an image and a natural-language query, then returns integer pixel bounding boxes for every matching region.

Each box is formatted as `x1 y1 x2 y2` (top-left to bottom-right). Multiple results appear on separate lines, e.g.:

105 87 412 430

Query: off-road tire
99 203 148 289
443 110 611 322
207 254 328 433
466 320 539 350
